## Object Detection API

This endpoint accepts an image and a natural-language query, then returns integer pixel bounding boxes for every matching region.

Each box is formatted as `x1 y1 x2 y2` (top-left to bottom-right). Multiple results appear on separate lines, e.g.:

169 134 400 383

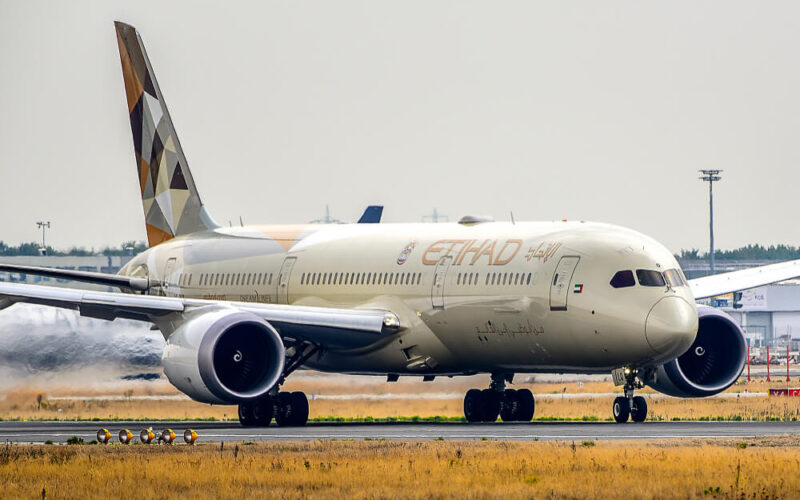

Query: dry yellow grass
2 375 799 422
1 438 799 499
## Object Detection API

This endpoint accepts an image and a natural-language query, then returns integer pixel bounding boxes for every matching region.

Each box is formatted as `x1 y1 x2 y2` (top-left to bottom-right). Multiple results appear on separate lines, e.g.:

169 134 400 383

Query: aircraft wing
688 259 800 300
0 282 399 350
0 263 149 291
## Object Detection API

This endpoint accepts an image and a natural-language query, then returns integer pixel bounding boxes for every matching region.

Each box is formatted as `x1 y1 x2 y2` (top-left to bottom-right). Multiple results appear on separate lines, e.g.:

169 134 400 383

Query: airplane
2 21 800 427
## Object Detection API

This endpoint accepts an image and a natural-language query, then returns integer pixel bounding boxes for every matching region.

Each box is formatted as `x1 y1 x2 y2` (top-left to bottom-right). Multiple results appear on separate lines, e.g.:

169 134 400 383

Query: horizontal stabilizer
0 264 149 291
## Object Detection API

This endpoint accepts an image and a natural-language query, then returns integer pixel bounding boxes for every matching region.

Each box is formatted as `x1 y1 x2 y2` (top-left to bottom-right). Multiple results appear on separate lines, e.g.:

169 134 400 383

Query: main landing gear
464 374 534 423
239 391 309 427
612 369 648 423
238 341 319 427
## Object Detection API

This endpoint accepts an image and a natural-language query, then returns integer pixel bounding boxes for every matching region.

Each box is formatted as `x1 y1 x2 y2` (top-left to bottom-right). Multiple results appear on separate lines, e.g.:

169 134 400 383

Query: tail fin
114 21 218 247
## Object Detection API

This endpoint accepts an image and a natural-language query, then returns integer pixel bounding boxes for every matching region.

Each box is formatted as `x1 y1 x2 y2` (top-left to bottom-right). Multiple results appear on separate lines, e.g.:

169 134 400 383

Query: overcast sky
1 1 799 253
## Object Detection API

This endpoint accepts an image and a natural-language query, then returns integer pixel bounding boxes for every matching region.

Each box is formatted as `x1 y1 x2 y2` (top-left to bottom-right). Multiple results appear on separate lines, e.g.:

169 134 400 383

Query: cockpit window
610 270 636 288
663 268 686 287
637 269 666 287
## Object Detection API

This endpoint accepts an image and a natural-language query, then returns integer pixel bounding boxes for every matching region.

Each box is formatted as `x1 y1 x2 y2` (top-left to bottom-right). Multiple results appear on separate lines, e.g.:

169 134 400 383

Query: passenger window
663 269 685 287
610 270 636 288
636 270 665 287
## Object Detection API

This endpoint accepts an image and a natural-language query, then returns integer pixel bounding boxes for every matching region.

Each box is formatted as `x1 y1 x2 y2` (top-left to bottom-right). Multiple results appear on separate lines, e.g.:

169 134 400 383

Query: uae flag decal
573 284 584 294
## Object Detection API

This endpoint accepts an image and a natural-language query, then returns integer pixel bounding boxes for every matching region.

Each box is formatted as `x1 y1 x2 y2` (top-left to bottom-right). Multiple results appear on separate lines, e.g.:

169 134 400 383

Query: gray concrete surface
0 420 797 444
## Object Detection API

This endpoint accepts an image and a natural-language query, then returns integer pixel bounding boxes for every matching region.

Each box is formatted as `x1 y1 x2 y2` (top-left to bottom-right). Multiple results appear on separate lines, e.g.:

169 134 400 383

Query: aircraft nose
645 296 698 356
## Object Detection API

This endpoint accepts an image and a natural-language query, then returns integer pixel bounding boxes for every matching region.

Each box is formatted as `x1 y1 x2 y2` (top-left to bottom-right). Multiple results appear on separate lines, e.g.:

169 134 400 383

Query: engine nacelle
647 305 746 398
161 309 285 404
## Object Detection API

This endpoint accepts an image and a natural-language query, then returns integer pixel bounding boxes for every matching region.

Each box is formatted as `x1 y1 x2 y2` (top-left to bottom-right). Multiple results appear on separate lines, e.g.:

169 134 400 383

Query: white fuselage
120 220 698 376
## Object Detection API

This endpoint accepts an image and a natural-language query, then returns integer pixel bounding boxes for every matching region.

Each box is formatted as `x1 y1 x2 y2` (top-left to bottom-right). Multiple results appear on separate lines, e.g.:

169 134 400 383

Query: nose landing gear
612 369 648 423
464 374 535 423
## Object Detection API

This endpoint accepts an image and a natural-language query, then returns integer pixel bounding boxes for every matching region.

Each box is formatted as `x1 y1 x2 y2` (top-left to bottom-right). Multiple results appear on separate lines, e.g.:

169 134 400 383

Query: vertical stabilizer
114 21 218 247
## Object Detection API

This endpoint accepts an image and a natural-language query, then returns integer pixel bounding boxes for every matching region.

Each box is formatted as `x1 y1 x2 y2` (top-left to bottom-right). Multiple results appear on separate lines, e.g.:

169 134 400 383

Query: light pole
698 170 722 274
36 221 50 255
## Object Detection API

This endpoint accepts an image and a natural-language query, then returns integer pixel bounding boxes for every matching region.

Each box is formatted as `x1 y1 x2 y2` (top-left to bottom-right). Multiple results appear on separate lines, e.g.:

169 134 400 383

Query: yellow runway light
96 428 111 444
139 428 155 444
183 429 198 445
118 429 133 444
159 429 176 444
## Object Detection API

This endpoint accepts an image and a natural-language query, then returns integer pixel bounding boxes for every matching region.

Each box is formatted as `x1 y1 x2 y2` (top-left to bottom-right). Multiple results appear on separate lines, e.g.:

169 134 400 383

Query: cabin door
162 257 178 296
549 256 580 311
431 255 453 309
277 257 297 304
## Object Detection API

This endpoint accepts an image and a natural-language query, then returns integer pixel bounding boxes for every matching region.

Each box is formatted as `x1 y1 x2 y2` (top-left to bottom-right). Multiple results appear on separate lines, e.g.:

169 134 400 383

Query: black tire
515 389 535 422
289 392 309 426
464 389 483 423
500 389 518 422
274 392 294 427
631 396 647 422
613 396 631 423
238 403 255 427
252 397 275 426
481 389 501 422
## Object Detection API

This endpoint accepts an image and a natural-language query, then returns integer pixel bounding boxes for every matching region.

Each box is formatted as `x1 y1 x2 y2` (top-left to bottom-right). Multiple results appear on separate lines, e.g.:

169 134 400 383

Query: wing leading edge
688 259 800 300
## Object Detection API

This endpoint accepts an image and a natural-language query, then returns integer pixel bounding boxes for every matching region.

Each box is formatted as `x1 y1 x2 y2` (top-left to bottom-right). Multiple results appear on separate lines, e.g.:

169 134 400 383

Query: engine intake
162 310 285 404
647 305 746 398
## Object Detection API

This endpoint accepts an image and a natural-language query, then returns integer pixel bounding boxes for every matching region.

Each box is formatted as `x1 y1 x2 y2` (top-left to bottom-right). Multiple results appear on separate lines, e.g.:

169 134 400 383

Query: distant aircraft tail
114 21 218 247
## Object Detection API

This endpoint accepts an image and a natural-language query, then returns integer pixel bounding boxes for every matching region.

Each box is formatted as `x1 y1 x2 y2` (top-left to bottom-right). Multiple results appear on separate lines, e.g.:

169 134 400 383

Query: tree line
0 241 148 257
677 244 800 261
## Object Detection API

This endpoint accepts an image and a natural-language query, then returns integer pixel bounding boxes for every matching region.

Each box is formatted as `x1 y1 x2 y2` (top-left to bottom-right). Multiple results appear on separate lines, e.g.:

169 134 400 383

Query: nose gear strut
612 368 648 423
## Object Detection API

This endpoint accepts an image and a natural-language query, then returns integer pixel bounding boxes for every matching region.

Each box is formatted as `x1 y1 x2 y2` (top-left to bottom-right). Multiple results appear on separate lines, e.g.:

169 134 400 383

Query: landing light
96 428 111 444
183 429 198 445
118 429 133 444
383 313 400 331
140 428 155 444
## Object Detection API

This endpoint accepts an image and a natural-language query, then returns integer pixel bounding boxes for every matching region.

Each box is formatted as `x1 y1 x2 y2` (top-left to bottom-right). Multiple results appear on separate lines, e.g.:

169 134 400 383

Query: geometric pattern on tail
114 22 214 247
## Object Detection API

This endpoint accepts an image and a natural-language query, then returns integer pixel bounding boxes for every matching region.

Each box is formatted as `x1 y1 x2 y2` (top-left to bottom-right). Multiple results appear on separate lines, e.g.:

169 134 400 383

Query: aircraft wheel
613 396 631 423
238 403 256 427
463 389 483 423
631 396 648 422
289 392 309 426
515 389 535 422
274 392 294 427
500 389 518 422
251 396 275 426
480 389 501 422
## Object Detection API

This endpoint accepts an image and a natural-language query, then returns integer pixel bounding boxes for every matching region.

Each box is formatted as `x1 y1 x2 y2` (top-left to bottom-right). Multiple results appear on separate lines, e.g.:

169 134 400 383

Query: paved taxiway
0 421 798 443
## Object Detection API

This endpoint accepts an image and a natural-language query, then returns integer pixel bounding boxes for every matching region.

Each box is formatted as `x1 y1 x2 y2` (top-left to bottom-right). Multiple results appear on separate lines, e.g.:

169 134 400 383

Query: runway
0 420 798 443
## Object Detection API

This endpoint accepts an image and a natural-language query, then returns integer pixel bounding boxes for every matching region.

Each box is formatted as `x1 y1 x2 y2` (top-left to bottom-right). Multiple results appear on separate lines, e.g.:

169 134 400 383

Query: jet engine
161 309 285 404
647 305 746 398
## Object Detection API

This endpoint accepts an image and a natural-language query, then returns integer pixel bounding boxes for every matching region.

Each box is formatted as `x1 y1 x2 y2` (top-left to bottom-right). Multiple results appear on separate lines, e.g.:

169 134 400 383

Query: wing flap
688 259 800 299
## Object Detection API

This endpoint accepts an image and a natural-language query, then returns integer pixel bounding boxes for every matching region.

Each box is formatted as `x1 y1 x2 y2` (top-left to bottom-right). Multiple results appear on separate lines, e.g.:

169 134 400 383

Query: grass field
1 438 799 499
2 372 799 422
